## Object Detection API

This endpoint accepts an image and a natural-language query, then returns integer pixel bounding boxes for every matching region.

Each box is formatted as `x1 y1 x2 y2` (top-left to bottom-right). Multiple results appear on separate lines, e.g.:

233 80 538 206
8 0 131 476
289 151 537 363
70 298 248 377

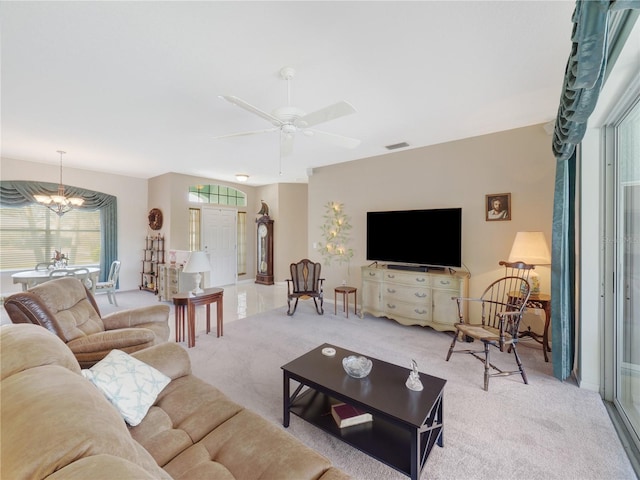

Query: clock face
258 223 268 273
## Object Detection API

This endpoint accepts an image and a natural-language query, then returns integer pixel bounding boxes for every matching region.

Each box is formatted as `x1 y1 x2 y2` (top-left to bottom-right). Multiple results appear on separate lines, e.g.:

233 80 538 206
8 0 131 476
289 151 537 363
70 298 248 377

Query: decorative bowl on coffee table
342 355 373 378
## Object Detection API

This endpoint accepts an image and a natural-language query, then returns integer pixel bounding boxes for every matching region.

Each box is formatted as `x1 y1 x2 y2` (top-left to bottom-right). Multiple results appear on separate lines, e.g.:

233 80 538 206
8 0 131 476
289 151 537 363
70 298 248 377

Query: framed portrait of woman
485 193 511 221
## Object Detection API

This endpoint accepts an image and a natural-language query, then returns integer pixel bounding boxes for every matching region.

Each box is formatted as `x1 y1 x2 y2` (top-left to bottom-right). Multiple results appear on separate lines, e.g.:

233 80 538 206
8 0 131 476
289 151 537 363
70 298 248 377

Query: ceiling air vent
385 142 410 150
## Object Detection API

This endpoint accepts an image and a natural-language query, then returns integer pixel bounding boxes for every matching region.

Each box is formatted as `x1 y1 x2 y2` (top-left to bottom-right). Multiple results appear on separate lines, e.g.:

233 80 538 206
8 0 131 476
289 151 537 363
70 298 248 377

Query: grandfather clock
256 215 274 285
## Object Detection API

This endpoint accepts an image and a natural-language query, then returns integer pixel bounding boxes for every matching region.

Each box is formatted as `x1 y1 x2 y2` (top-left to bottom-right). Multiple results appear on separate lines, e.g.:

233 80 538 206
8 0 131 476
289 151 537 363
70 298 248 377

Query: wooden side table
334 286 357 318
510 291 551 362
173 287 224 348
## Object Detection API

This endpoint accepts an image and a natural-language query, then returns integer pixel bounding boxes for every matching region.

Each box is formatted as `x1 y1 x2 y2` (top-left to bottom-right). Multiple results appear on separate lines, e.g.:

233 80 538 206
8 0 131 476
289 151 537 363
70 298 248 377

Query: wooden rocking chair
286 259 324 316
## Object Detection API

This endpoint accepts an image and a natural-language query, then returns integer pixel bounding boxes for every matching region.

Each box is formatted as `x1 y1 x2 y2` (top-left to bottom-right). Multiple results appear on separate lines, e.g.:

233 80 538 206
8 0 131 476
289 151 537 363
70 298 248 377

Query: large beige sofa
0 324 348 479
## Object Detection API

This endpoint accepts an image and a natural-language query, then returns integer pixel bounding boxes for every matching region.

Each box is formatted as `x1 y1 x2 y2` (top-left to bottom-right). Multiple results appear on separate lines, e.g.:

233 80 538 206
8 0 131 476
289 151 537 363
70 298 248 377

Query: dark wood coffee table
282 344 446 480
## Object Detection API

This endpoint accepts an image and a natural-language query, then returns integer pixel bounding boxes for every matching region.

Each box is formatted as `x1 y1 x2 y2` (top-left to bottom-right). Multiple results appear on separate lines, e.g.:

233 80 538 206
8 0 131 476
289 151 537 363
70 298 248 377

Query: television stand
361 264 469 332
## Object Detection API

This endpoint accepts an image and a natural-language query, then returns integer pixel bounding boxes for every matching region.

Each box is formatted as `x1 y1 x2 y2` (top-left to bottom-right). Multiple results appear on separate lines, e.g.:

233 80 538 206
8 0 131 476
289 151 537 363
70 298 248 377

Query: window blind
0 204 100 270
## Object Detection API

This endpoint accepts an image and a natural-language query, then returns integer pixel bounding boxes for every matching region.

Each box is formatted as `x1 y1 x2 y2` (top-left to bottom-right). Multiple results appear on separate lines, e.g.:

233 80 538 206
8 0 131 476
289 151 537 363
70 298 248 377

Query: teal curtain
551 153 576 380
0 180 118 283
551 0 639 380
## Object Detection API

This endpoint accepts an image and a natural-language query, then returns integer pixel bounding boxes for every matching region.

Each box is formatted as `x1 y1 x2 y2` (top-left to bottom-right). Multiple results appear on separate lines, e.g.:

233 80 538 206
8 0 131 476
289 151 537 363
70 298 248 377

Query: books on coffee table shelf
331 402 373 428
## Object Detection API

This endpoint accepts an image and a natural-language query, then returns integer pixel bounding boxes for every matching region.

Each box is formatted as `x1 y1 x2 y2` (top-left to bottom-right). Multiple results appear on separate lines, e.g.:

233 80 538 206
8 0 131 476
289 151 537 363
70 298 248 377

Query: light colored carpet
183 304 636 480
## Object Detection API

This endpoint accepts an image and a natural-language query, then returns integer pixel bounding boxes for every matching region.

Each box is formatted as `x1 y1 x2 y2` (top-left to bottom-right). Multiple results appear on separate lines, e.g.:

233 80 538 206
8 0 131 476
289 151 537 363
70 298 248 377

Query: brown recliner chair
4 276 170 368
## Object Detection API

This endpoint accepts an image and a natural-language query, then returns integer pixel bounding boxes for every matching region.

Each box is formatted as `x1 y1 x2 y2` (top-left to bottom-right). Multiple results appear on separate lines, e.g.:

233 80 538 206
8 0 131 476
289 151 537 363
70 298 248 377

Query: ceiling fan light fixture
215 66 360 162
235 174 249 182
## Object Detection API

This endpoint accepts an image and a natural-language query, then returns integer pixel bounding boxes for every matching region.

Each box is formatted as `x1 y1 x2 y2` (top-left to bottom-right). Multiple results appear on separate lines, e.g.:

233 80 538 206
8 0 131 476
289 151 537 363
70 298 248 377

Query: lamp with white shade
507 231 551 294
182 251 211 296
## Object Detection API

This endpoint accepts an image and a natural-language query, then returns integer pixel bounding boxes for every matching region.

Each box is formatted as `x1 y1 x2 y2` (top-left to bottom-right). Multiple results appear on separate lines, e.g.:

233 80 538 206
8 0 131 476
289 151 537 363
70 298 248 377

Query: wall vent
385 142 410 150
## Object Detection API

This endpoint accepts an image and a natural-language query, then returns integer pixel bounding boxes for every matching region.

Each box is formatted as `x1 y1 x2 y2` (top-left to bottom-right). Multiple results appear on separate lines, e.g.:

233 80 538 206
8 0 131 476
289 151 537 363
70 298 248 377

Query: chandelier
34 150 84 216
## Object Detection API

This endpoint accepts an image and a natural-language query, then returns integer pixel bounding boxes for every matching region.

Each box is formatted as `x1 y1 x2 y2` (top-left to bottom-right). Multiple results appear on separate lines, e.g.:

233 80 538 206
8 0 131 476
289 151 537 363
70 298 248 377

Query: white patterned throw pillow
81 349 171 426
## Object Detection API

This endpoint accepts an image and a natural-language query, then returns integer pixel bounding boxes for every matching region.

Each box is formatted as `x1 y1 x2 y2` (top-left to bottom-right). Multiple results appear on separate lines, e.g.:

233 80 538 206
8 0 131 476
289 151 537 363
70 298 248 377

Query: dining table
12 266 101 293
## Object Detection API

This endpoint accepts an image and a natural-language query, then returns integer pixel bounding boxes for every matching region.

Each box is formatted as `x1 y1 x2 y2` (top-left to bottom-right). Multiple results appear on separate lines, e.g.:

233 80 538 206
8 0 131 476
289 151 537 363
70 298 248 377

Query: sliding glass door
613 96 640 450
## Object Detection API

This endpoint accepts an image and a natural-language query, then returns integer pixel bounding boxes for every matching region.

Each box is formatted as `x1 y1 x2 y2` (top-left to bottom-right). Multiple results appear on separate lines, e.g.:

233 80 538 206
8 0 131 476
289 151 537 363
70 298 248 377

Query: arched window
188 184 246 206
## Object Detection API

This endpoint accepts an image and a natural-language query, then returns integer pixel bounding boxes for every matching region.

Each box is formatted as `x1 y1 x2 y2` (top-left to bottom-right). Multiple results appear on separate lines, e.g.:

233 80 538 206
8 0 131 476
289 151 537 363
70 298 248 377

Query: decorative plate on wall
148 208 163 230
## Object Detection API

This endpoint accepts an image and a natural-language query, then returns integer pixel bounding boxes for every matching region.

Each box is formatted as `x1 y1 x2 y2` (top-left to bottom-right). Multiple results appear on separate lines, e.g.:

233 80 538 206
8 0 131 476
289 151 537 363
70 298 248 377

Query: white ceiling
1 1 575 186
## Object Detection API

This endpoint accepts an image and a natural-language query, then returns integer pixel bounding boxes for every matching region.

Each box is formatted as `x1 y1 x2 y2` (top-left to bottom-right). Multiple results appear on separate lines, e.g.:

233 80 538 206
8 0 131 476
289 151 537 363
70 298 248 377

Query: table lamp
183 251 211 296
507 231 551 294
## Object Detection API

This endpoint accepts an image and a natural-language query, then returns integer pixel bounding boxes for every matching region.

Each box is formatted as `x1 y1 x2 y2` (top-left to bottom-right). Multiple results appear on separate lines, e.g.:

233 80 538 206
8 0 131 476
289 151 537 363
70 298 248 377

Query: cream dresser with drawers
360 265 469 331
158 264 184 301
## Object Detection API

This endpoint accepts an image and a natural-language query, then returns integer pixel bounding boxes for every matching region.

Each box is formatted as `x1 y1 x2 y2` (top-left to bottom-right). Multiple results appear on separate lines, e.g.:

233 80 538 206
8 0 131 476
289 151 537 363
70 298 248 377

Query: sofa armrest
130 342 192 380
102 305 170 330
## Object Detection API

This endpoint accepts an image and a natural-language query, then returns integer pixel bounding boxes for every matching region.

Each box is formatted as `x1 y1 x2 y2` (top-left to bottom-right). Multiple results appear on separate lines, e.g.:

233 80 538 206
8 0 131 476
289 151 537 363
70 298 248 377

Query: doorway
201 207 237 287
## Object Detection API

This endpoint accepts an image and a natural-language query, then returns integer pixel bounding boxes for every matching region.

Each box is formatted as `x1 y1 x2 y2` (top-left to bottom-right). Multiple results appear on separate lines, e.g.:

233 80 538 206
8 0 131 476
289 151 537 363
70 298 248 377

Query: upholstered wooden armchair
4 276 170 368
286 259 324 316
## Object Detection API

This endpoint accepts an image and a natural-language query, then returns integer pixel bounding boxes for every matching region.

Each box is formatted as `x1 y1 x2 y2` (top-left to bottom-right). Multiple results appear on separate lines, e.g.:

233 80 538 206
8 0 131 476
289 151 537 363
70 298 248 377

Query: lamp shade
183 251 211 273
507 231 551 265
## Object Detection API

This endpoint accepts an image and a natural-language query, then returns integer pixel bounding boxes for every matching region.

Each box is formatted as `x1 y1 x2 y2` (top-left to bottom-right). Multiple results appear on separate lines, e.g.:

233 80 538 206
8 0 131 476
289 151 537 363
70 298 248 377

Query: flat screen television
366 208 462 269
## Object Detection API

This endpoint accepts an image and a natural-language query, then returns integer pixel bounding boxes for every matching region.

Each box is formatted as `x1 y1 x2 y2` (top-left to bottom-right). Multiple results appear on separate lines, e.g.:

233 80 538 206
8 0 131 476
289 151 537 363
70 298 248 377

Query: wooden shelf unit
139 234 165 294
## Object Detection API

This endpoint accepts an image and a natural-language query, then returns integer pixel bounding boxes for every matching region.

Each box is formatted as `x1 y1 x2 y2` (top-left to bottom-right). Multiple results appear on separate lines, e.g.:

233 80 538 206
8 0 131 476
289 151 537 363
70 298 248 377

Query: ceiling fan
215 66 360 157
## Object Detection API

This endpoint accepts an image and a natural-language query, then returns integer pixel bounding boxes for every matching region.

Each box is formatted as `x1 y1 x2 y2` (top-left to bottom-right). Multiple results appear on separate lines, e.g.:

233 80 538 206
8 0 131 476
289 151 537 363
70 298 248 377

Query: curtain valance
553 0 640 162
0 180 115 209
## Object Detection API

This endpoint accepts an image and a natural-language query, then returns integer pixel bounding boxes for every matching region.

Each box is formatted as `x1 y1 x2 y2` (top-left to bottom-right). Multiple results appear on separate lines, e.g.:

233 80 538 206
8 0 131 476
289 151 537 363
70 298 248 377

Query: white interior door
201 207 237 287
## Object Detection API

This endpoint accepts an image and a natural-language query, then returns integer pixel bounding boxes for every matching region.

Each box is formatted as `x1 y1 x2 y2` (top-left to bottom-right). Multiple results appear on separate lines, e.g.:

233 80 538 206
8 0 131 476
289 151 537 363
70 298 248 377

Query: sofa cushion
45 454 162 480
82 349 171 426
0 364 170 479
130 374 340 480
0 324 80 381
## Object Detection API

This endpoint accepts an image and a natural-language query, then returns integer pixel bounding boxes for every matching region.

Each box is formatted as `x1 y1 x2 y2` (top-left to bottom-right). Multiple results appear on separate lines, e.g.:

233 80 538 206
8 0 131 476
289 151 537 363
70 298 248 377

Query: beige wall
273 184 308 282
308 123 556 303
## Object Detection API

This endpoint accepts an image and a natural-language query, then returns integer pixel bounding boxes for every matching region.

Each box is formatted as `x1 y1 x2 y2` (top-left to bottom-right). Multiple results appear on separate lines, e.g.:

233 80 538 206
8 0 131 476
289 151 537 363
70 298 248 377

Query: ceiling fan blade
219 95 283 127
308 129 361 149
280 132 294 157
213 127 278 140
298 101 357 128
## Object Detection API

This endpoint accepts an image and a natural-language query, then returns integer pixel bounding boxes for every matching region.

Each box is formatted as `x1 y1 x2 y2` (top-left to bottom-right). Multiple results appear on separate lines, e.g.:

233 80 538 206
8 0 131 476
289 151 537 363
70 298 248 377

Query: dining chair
35 261 54 271
49 267 91 289
95 260 121 306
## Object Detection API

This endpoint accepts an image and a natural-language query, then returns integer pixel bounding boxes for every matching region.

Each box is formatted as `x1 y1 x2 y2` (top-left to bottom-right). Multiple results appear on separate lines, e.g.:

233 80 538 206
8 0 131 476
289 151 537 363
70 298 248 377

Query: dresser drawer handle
369 272 376 276
386 304 396 309
439 280 451 286
415 292 427 298
387 274 395 279
386 288 396 294
416 277 426 283
414 309 428 315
